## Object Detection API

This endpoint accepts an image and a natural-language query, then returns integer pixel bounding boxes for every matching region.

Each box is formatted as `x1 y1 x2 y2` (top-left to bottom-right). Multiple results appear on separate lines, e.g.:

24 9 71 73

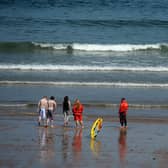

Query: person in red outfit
118 98 129 128
72 99 84 128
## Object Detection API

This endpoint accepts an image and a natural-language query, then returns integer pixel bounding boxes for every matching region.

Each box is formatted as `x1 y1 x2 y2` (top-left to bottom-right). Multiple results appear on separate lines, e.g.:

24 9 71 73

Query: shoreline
1 101 168 123
1 109 168 124
1 101 168 108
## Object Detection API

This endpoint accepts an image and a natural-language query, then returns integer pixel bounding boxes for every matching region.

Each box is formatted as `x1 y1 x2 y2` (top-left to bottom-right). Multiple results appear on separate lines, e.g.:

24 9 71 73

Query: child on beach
62 96 71 126
118 98 129 128
37 96 48 126
72 99 84 128
47 96 57 127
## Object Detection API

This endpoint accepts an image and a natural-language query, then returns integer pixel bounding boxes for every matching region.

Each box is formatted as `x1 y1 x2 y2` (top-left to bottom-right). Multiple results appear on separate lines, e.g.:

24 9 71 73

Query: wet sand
0 109 168 168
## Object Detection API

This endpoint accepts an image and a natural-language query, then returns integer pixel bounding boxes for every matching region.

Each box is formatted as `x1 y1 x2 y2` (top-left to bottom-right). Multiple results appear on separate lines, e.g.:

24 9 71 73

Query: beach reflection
38 128 55 163
72 128 83 163
118 129 127 164
62 128 70 161
90 139 101 158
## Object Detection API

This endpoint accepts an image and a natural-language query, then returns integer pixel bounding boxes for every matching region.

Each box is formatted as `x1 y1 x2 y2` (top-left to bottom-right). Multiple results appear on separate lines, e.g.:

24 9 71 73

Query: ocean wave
1 81 168 88
0 64 168 72
0 1 168 11
62 19 168 28
0 103 27 107
33 42 168 52
1 16 168 28
0 42 168 52
0 0 94 8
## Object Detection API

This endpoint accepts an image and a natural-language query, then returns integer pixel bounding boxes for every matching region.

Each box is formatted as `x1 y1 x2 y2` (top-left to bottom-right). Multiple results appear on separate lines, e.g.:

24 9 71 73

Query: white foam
0 64 168 72
0 103 27 107
72 43 161 51
33 42 67 50
33 42 168 52
1 81 168 88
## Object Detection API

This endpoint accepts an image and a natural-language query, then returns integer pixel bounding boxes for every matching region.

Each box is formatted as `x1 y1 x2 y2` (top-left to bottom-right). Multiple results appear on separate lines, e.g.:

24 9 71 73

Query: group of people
62 96 84 128
37 96 57 127
37 96 84 128
37 95 128 129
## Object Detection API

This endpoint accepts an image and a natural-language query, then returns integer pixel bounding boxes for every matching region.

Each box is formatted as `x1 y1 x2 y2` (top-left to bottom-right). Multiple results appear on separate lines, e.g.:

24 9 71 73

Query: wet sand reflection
118 128 127 164
62 128 70 161
90 139 101 158
72 128 83 164
38 128 55 163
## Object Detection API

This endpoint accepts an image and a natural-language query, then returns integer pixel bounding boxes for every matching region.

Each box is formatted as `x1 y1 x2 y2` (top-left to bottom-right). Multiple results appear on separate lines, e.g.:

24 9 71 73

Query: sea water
0 0 168 108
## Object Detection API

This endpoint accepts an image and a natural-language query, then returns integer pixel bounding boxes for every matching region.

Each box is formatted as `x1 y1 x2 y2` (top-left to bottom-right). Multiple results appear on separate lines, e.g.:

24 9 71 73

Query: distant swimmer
37 96 48 126
118 98 129 128
72 99 84 128
47 96 57 127
62 96 71 126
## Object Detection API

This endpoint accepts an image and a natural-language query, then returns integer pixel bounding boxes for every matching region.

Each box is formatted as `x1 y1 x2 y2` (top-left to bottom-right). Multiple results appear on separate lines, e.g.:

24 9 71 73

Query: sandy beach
1 0 168 167
0 105 168 168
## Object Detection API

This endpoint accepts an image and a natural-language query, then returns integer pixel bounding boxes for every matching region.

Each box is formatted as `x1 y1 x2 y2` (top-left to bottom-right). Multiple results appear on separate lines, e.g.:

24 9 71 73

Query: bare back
38 97 48 110
48 99 57 111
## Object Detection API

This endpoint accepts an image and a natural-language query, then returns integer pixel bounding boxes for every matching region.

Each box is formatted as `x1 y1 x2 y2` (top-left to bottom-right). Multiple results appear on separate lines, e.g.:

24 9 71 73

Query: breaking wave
0 42 168 52
32 42 168 52
0 64 168 72
1 81 168 88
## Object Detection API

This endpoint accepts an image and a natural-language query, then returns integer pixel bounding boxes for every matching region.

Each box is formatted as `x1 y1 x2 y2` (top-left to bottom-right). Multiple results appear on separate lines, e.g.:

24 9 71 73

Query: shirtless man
37 96 48 126
47 96 57 127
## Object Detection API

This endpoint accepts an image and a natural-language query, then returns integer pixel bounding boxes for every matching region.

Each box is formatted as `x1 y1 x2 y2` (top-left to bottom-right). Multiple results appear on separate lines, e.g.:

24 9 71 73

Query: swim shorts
40 108 46 119
47 110 53 120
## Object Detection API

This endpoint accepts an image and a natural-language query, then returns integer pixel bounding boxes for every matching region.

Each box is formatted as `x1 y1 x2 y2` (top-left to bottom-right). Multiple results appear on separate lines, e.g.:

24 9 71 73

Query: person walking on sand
37 96 48 126
63 96 71 126
47 96 57 127
72 99 84 128
118 98 129 128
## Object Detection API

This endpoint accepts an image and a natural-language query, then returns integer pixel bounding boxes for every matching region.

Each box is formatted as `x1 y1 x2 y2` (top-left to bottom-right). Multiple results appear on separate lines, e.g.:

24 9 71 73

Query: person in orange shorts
72 99 84 128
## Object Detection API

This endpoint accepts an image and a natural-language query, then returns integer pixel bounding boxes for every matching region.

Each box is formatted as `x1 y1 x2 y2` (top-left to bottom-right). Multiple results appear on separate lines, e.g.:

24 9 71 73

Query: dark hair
64 96 69 101
50 96 55 100
63 96 70 111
